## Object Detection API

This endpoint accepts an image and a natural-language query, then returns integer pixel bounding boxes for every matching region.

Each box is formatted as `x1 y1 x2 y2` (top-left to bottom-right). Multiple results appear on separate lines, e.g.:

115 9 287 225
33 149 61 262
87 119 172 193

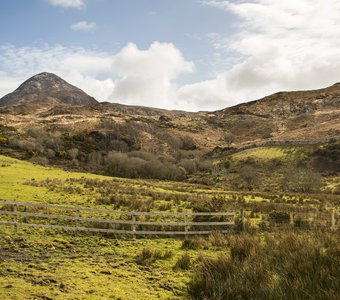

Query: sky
1 0 340 111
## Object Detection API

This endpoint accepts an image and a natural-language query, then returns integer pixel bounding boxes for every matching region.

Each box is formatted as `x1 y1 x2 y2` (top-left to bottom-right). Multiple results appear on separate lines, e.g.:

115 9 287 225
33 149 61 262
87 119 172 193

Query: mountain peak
0 72 98 108
17 72 73 93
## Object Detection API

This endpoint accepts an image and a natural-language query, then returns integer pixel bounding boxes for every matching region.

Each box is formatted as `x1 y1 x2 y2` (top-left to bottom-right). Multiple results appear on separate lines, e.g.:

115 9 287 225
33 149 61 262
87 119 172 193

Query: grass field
0 154 339 299
0 156 228 299
0 226 228 300
231 146 293 161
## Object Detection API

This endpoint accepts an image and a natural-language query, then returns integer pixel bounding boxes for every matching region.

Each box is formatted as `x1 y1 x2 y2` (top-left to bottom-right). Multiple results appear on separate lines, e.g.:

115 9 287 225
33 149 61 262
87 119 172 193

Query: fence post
240 208 245 232
331 209 336 231
132 214 136 236
13 203 18 232
290 212 294 227
184 214 189 237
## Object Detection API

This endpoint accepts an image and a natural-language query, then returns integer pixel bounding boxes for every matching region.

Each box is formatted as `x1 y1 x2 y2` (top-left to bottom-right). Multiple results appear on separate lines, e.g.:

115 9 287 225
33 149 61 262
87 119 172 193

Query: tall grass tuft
188 232 339 300
174 253 191 271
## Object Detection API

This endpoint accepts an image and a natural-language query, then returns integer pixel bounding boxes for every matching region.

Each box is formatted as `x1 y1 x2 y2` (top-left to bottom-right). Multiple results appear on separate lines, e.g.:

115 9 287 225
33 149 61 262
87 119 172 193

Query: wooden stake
132 215 136 237
241 208 245 232
290 212 294 226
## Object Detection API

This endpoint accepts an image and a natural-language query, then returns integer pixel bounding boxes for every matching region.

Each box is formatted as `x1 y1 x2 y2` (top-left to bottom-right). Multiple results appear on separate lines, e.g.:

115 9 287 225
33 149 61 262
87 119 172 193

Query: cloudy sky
1 0 340 111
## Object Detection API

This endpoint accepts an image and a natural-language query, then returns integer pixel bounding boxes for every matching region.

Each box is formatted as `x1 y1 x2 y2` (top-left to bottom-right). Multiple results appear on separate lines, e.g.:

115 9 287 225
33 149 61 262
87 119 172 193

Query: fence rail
0 200 337 236
0 200 235 236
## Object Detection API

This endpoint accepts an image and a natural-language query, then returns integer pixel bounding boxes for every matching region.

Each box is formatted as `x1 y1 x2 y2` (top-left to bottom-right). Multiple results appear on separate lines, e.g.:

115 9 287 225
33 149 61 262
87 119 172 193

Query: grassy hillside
0 156 219 299
0 154 339 299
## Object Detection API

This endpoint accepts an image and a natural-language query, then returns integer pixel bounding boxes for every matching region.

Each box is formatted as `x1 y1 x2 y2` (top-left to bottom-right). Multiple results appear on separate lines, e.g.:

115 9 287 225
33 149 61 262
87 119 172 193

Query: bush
105 152 185 180
180 135 196 150
282 168 322 193
29 156 49 166
237 165 261 190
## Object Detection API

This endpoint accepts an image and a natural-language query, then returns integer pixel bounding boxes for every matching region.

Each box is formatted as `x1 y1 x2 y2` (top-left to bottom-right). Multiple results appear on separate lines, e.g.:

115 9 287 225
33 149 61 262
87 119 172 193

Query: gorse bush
188 232 339 300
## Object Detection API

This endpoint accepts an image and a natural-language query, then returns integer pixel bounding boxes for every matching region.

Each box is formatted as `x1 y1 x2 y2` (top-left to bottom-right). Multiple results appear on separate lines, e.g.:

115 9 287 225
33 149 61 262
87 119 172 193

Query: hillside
0 73 339 184
0 154 339 299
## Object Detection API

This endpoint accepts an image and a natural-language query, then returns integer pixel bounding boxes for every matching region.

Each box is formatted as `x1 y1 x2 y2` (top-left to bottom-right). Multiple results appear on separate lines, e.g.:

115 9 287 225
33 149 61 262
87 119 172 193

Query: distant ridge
0 72 339 147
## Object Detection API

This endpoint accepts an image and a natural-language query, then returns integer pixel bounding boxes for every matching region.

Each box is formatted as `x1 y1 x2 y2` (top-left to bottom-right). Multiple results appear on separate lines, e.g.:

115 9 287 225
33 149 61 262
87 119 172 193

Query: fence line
0 200 337 236
0 200 235 236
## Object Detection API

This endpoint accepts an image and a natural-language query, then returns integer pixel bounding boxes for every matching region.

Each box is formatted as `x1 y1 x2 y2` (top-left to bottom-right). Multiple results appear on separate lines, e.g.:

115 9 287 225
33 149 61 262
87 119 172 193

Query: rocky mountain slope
0 72 97 112
0 72 339 162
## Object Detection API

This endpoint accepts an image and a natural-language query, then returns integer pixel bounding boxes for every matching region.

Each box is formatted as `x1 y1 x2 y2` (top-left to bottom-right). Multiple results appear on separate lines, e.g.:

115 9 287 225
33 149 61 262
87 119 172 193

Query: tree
68 148 79 160
282 168 322 193
180 159 198 174
237 165 261 190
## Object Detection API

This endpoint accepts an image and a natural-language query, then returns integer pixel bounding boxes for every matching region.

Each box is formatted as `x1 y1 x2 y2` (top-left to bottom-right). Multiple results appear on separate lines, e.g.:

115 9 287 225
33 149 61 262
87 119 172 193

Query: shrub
282 168 323 193
29 156 49 166
223 133 235 145
237 165 261 190
179 159 198 174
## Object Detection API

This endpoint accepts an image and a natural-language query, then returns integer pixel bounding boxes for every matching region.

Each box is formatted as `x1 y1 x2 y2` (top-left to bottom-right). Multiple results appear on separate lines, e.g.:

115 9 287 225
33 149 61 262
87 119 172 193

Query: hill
0 73 339 183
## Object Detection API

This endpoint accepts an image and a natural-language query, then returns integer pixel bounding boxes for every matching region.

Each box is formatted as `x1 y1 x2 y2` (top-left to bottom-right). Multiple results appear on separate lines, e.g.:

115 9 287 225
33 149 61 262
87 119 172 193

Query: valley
0 73 339 299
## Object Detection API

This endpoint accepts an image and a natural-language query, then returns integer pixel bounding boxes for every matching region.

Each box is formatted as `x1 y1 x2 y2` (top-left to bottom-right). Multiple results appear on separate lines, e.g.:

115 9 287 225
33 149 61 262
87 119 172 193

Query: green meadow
0 154 339 299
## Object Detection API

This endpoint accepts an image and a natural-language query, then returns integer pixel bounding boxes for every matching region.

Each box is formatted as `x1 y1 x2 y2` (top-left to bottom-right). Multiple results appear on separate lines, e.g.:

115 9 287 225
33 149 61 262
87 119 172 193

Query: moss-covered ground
0 153 339 299
0 226 225 299
0 155 227 299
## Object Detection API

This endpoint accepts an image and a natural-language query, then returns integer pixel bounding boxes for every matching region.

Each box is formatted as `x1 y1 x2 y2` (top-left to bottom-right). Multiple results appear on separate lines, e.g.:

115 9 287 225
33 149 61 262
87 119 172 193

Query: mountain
0 72 98 111
220 82 340 118
0 72 339 152
212 83 340 145
0 72 339 185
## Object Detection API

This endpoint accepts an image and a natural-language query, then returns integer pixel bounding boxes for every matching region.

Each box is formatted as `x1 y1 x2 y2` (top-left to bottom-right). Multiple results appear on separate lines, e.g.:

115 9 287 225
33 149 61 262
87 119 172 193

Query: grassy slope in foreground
0 155 339 299
0 154 216 208
0 155 225 300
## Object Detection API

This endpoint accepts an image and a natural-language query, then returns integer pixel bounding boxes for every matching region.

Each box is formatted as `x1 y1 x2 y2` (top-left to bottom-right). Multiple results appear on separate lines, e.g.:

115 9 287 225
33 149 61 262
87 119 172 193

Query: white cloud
0 43 194 109
110 42 194 108
48 0 85 9
71 21 96 31
3 0 340 112
182 0 340 109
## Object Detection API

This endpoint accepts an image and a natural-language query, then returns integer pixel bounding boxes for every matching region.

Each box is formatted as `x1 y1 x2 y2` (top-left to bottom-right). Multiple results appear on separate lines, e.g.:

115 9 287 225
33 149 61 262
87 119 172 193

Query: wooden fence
0 200 235 236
